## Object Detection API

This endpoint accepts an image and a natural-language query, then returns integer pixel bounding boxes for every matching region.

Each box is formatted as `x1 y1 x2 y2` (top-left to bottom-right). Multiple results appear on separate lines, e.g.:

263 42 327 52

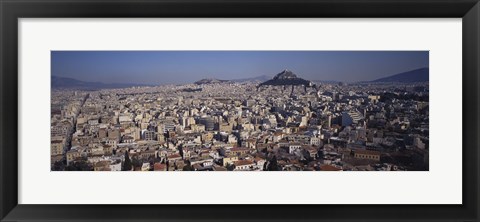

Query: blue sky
51 51 428 84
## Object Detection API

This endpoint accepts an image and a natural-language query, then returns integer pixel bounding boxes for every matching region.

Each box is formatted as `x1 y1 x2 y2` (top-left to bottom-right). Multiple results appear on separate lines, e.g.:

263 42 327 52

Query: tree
132 157 142 168
226 163 235 171
317 148 324 160
52 161 65 171
261 148 268 154
123 151 132 171
182 160 193 171
183 164 193 171
178 145 184 158
267 155 279 171
65 160 92 171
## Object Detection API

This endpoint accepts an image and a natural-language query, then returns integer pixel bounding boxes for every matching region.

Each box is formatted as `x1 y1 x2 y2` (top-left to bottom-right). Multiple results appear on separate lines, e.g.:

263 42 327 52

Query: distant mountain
259 69 311 86
311 80 341 84
51 76 151 90
194 78 231 85
371 68 429 83
231 75 272 83
180 88 202 92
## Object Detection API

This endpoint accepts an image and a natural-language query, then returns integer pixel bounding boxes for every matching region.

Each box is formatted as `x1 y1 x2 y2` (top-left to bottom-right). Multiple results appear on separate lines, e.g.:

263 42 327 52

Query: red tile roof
320 165 342 171
154 163 166 171
234 160 254 166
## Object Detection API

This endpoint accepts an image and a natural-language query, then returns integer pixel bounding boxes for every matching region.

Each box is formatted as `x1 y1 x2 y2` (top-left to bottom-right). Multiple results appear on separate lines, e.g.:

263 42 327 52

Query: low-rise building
233 160 255 171
354 150 381 161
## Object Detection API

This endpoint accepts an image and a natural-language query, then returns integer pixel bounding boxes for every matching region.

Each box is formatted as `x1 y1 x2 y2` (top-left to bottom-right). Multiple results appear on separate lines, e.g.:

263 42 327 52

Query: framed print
1 0 479 221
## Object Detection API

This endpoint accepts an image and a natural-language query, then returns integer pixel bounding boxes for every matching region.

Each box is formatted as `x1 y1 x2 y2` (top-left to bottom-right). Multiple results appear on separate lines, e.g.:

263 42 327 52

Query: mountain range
52 67 429 89
194 75 272 85
232 75 272 83
51 76 151 90
371 67 429 83
194 78 232 85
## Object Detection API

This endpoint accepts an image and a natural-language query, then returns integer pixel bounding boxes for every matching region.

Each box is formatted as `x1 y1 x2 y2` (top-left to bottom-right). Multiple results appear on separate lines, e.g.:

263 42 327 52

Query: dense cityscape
51 69 429 171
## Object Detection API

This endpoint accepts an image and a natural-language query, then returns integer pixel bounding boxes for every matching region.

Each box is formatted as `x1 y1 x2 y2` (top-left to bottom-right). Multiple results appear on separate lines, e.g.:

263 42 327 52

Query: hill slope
52 76 151 89
231 75 272 83
194 78 231 85
259 69 311 86
371 68 429 83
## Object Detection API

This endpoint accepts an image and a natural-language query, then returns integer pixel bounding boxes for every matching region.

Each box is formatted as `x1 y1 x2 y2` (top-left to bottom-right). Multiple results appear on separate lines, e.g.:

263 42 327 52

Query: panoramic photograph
50 51 429 171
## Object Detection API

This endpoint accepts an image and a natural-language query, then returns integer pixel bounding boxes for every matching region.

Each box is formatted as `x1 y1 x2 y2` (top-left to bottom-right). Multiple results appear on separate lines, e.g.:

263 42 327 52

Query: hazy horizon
51 51 429 84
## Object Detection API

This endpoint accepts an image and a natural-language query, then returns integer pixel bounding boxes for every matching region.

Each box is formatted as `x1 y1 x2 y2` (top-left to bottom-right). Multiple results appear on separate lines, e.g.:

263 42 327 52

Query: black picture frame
1 0 479 221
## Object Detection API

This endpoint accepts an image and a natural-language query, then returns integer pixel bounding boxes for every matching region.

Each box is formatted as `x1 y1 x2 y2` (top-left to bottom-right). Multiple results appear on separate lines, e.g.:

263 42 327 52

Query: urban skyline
51 51 429 172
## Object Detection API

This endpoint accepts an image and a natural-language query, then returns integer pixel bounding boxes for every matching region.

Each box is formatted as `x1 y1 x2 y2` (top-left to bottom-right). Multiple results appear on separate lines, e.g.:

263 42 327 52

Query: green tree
65 161 92 171
132 157 142 168
182 160 193 171
183 164 193 171
226 163 235 171
178 145 184 157
52 161 65 171
267 155 279 171
123 151 132 171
